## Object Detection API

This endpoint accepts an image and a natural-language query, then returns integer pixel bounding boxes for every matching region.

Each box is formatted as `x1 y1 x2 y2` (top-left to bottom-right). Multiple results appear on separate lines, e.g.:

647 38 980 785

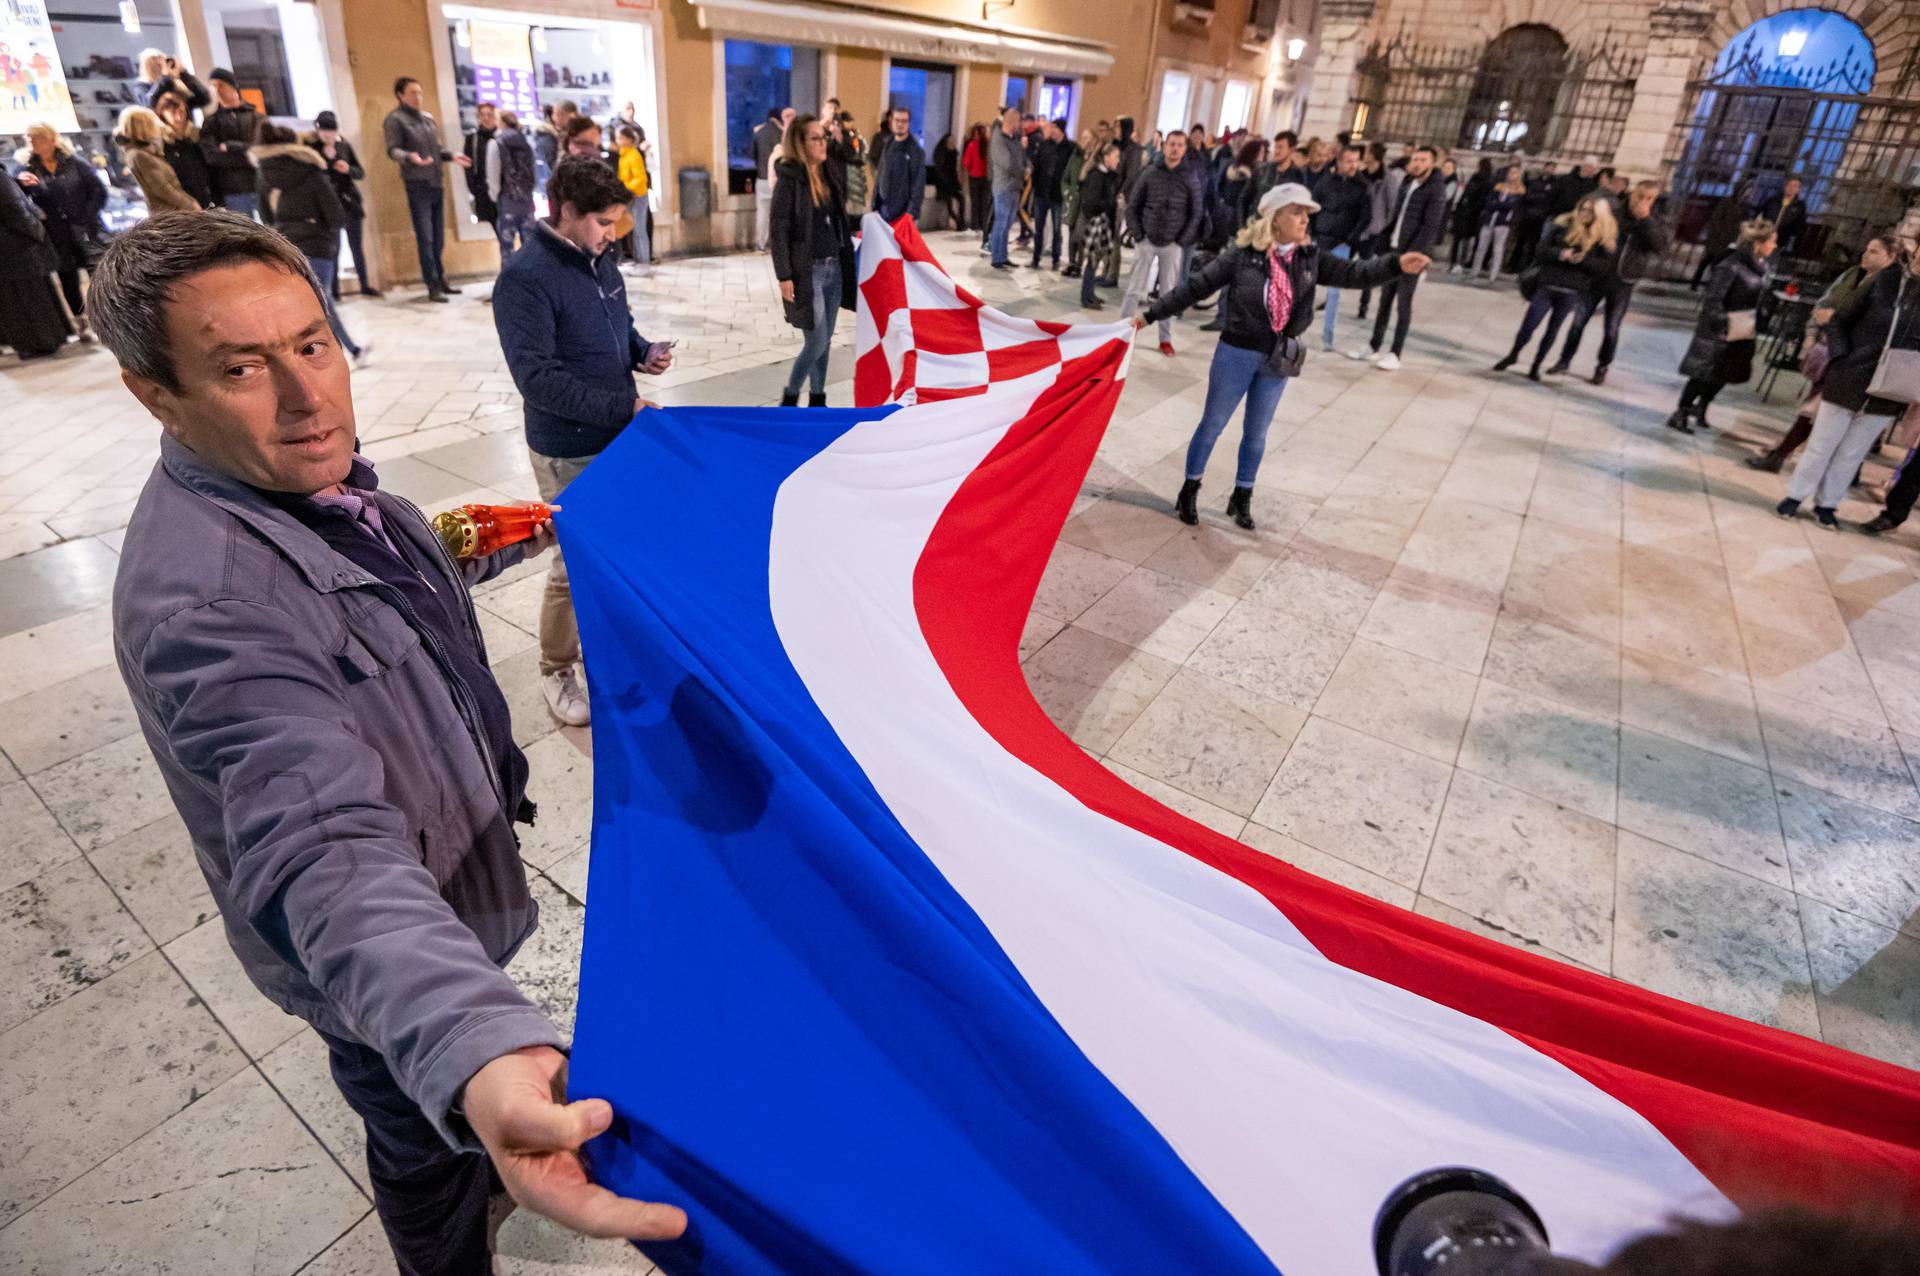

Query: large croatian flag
559 215 1920 1274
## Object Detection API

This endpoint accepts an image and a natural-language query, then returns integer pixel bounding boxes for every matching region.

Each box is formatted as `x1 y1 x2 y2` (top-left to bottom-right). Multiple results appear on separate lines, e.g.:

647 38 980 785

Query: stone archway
1459 24 1569 152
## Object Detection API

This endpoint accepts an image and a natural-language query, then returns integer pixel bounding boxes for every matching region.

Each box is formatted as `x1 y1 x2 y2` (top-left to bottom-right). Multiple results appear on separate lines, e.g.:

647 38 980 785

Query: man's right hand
779 280 795 303
634 397 661 413
463 1046 687 1242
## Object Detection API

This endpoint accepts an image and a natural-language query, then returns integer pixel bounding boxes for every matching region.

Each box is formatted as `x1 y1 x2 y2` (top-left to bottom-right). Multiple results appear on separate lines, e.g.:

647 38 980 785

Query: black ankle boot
1526 355 1544 382
1493 350 1518 372
1744 451 1785 473
1591 366 1608 386
1545 360 1571 376
1665 409 1696 435
1225 486 1255 530
1174 479 1200 526
779 389 800 407
808 391 828 407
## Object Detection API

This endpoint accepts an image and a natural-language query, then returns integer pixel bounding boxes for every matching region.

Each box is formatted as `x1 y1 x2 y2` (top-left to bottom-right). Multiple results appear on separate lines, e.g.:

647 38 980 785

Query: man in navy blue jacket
493 156 671 726
874 106 925 225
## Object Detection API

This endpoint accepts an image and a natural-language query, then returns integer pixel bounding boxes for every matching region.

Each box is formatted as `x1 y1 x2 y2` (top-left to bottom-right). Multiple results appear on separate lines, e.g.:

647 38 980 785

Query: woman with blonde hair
14 121 105 339
1667 218 1775 434
1134 182 1430 528
114 106 199 213
1495 193 1617 380
769 112 856 406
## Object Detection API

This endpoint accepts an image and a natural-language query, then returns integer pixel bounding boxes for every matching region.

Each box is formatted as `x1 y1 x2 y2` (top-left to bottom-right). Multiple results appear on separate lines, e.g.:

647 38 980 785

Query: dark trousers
338 215 371 298
1512 217 1547 273
55 265 84 318
1509 286 1584 365
1370 269 1420 355
322 1029 498 1275
1677 376 1725 414
1029 195 1062 265
1883 443 1920 525
968 176 991 234
1559 281 1633 370
404 182 448 292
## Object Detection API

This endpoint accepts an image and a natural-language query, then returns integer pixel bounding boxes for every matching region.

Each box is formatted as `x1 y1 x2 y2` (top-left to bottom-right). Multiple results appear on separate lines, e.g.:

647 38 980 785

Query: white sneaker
1376 352 1402 371
1345 347 1372 361
541 666 591 726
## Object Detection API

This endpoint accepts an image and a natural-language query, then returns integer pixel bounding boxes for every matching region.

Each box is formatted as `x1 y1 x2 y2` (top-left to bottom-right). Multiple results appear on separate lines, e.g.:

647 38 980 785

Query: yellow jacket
619 147 649 199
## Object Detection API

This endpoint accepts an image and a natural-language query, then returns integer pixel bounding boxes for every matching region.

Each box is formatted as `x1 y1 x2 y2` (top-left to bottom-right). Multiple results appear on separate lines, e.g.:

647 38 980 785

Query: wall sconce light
1287 37 1307 61
1778 29 1808 57
119 0 141 33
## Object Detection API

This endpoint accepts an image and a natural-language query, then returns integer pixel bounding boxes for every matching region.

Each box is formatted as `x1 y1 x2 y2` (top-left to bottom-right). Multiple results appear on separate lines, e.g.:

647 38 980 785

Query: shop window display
722 39 818 194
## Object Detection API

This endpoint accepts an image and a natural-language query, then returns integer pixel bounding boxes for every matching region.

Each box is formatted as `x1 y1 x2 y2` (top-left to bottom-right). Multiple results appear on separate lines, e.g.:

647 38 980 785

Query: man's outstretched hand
463 1046 688 1242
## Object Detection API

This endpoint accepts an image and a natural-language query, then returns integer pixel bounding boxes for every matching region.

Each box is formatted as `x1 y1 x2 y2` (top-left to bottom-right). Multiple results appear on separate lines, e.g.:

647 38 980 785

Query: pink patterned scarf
1266 244 1297 333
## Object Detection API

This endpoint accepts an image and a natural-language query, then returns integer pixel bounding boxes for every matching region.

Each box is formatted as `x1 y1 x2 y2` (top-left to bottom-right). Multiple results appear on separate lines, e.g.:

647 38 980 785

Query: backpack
497 129 536 204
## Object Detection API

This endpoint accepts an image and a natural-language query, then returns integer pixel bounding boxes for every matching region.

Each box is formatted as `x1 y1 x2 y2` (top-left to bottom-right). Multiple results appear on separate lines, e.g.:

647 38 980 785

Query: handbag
1725 309 1757 342
1517 267 1539 301
1262 335 1305 378
1867 272 1920 404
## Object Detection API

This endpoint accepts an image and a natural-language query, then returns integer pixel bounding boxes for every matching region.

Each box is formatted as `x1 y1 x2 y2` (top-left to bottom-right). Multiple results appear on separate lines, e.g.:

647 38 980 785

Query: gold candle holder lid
431 509 479 560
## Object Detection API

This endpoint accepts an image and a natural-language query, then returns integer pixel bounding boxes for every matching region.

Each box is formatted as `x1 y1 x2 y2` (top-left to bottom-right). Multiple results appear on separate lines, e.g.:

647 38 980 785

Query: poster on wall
0 0 80 134
469 19 538 119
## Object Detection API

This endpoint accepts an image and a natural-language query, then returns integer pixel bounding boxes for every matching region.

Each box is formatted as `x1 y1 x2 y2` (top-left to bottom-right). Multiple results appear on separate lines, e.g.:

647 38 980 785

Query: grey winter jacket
113 436 563 1148
989 127 1026 195
385 104 455 185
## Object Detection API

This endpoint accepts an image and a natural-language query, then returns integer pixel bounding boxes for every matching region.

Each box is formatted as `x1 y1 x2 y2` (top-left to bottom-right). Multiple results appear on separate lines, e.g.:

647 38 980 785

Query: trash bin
678 167 711 221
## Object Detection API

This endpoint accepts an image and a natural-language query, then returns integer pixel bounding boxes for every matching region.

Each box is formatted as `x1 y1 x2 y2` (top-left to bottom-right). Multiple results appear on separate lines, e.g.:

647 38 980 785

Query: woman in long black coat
0 172 69 359
16 123 106 337
770 114 856 408
1667 218 1775 434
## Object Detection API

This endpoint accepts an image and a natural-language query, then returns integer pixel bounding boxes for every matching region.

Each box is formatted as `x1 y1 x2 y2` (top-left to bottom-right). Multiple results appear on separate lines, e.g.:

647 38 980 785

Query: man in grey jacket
88 210 686 1274
986 105 1027 269
384 75 472 302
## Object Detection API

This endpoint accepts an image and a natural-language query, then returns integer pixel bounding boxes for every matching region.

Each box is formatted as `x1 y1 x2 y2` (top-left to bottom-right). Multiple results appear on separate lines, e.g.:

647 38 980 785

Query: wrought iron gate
1663 34 1920 278
1350 24 1642 160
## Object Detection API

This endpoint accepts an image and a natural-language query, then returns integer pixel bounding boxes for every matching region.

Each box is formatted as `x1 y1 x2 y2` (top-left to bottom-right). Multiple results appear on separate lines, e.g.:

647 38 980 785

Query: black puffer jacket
18 150 107 271
768 157 855 331
1532 219 1613 295
165 134 215 207
1126 159 1197 247
253 143 346 259
1076 165 1119 223
1146 240 1402 357
201 103 262 199
1679 247 1769 383
1822 264 1920 415
1312 172 1370 249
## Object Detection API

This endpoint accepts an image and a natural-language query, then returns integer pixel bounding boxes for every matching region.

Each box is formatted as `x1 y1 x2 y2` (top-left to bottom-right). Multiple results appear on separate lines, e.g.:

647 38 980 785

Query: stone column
1297 0 1378 142
1609 0 1716 182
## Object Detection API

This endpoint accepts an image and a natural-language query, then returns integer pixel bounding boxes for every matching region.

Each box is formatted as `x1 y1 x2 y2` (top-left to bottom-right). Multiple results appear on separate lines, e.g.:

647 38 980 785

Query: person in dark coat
1449 158 1493 271
1690 180 1755 289
769 114 856 408
0 169 69 358
309 110 376 297
200 68 263 213
1510 164 1556 276
1027 120 1073 269
16 123 106 338
1669 218 1775 435
873 106 926 226
1356 145 1446 369
116 106 200 213
1139 181 1431 530
463 101 498 231
1789 244 1920 529
1309 143 1370 351
1493 194 1616 381
929 132 963 232
1121 131 1198 355
1756 176 1808 257
254 123 364 361
1554 179 1671 383
1547 159 1600 217
1074 142 1121 309
154 90 215 207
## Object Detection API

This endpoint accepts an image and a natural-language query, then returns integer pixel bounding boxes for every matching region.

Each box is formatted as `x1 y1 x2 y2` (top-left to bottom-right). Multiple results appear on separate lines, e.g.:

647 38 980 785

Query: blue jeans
305 257 360 357
1029 195 1061 265
1185 342 1289 488
785 257 843 396
495 197 536 265
403 182 447 291
1510 286 1584 362
1557 281 1633 369
1319 240 1351 348
221 192 257 218
989 189 1017 265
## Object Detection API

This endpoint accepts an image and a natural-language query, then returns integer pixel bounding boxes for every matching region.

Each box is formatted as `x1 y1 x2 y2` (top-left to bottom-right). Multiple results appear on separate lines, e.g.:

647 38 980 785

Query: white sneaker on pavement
1375 352 1402 371
1346 347 1372 361
541 665 591 726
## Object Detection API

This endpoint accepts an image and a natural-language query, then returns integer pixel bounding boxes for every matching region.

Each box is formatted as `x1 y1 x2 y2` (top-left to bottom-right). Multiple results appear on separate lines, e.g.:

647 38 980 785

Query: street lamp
1779 29 1808 57
1287 37 1307 60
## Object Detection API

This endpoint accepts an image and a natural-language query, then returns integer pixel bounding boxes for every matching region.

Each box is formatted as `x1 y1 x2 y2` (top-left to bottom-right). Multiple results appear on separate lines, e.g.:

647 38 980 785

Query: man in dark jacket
0 169 66 357
1758 176 1807 256
1311 144 1370 351
1548 159 1601 217
200 68 261 213
1027 118 1073 270
1552 178 1671 384
1512 163 1557 275
1356 145 1446 369
89 208 688 1275
309 110 374 298
384 75 473 302
463 100 498 231
493 158 672 727
874 105 926 228
1121 130 1196 355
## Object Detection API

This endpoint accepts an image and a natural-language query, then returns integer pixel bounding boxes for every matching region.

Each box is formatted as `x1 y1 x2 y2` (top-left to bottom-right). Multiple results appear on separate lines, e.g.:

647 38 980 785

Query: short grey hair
89 210 323 391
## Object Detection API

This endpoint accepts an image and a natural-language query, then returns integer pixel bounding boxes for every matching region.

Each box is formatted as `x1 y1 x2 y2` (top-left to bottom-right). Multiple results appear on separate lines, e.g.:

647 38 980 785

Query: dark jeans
1558 281 1633 369
1029 195 1062 265
404 182 448 292
1080 249 1100 305
322 1029 498 1275
338 215 372 298
1512 217 1547 273
1883 443 1920 525
1510 286 1585 364
968 176 991 233
54 265 84 317
307 257 361 357
1370 269 1421 355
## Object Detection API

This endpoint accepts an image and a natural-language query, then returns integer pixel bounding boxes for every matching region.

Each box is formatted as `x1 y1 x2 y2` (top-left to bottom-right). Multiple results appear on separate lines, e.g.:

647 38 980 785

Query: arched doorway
1460 24 1567 152
1667 8 1904 274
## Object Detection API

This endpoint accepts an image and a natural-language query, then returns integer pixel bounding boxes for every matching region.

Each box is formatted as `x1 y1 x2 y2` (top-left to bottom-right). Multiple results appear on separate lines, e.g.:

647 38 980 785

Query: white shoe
541 665 591 727
1345 347 1372 361
1376 352 1402 371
